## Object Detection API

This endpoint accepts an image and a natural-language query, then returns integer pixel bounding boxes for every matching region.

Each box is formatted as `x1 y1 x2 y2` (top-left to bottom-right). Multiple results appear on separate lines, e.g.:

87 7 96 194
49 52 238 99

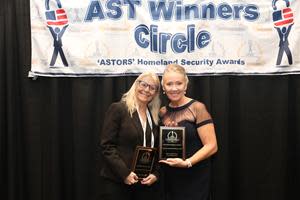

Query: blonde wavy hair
121 72 161 124
161 64 189 86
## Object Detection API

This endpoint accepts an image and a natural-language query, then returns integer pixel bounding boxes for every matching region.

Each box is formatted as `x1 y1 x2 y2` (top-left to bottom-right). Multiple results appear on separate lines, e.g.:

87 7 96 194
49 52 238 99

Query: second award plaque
131 146 156 179
159 126 185 160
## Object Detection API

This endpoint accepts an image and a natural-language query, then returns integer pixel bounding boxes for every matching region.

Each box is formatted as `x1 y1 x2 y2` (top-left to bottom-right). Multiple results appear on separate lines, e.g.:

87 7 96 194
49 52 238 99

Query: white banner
29 0 300 77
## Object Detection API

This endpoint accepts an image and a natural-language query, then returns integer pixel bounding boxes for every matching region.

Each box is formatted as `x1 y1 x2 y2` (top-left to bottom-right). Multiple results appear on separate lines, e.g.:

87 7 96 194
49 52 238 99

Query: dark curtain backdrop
1 1 300 200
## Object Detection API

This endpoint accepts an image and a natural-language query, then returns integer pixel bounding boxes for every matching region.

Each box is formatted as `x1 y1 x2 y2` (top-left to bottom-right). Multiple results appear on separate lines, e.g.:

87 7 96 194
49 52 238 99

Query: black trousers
100 178 163 200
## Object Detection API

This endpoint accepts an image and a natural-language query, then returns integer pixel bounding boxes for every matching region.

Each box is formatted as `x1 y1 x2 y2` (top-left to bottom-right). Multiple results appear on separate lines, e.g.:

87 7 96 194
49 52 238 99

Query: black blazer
100 101 159 183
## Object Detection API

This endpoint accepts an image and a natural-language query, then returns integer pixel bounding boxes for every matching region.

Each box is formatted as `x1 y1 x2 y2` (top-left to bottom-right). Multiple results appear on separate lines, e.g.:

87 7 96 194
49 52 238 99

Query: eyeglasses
137 80 158 92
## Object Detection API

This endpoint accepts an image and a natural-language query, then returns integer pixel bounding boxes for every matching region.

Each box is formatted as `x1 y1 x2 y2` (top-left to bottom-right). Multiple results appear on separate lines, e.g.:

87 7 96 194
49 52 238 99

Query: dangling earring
163 91 166 94
184 91 186 94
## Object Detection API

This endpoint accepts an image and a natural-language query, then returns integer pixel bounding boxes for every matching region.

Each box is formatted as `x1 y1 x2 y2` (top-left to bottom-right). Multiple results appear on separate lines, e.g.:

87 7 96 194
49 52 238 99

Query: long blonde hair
121 72 161 124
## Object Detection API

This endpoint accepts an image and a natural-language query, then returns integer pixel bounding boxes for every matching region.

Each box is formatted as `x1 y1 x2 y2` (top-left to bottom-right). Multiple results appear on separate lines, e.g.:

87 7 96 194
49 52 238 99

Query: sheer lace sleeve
159 106 167 125
191 101 213 128
159 106 167 118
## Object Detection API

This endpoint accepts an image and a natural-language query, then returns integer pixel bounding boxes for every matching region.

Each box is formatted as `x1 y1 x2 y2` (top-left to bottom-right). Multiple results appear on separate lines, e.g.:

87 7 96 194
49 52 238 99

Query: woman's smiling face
162 71 187 104
135 76 158 105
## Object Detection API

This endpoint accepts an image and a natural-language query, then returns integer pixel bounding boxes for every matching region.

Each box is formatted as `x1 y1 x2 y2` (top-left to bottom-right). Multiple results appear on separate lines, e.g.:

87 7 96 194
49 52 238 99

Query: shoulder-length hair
121 72 161 124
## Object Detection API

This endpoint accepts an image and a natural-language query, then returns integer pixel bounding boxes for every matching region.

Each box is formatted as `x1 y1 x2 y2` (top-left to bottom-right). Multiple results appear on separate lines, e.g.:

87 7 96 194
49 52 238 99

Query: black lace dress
160 99 213 200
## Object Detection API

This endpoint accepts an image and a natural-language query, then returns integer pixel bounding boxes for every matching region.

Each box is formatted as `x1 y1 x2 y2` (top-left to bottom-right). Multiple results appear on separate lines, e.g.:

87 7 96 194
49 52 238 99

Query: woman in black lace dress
159 64 218 200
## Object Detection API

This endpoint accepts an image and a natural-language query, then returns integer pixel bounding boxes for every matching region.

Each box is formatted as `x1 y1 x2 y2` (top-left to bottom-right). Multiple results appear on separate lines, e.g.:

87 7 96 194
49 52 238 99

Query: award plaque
159 126 185 160
131 146 156 179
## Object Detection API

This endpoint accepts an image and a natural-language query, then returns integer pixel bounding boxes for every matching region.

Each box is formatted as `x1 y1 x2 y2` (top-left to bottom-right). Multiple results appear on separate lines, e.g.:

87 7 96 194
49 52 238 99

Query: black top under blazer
100 101 159 183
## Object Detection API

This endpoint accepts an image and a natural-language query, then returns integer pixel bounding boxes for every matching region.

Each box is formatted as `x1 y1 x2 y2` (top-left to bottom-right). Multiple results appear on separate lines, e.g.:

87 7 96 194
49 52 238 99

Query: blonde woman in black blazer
100 72 162 200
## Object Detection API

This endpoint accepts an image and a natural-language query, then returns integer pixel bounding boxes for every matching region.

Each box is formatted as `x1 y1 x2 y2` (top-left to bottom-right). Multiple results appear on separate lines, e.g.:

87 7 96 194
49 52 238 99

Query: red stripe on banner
47 21 68 26
274 19 294 26
283 8 291 13
56 9 65 14
283 13 293 18
57 15 67 20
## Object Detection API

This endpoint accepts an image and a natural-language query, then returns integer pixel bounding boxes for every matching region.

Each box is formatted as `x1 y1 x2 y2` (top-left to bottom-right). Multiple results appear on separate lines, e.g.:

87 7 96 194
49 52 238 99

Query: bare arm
188 123 218 166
